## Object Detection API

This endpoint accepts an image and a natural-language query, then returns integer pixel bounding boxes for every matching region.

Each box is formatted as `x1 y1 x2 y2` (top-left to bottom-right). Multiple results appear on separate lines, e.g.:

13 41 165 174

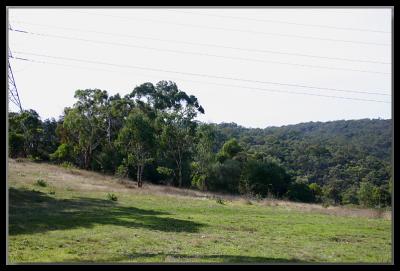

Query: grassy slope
8 160 391 263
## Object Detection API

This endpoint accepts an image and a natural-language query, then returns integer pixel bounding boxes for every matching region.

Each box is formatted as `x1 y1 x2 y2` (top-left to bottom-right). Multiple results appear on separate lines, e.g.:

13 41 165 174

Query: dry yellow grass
7 158 391 220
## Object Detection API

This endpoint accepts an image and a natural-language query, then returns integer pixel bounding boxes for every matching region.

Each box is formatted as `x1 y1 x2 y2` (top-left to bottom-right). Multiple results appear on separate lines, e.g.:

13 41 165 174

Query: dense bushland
8 81 392 207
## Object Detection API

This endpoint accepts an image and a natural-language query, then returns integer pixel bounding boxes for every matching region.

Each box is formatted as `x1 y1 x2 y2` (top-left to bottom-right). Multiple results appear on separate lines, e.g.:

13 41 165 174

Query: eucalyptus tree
62 89 109 169
116 109 156 187
129 81 205 187
191 124 218 190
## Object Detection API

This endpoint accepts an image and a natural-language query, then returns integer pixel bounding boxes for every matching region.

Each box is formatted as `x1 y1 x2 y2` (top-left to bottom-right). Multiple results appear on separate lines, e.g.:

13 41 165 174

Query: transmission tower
8 29 23 112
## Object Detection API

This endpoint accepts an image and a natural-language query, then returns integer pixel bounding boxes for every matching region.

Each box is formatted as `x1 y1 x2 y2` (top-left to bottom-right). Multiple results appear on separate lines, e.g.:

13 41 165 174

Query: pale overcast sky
7 7 392 128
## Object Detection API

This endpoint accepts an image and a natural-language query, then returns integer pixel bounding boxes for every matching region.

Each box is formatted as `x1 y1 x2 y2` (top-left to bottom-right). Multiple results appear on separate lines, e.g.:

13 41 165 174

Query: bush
286 182 315 203
49 187 56 195
309 183 323 202
50 143 72 163
106 193 118 201
9 133 25 158
157 166 174 185
115 164 129 179
215 197 225 205
35 179 47 187
240 159 291 198
208 159 241 193
341 185 359 205
61 161 76 169
27 155 41 162
358 181 376 207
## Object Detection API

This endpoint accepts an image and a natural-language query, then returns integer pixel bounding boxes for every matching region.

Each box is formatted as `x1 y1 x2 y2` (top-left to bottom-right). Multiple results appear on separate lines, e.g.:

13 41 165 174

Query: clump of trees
8 80 392 208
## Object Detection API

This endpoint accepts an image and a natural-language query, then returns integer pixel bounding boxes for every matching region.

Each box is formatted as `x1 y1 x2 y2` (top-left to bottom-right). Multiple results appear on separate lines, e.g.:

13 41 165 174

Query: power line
11 20 391 65
59 10 390 46
11 50 390 97
10 55 390 104
168 10 391 34
10 28 390 76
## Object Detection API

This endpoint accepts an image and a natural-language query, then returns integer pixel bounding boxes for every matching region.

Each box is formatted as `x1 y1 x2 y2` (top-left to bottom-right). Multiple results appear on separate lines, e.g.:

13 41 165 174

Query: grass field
7 159 392 263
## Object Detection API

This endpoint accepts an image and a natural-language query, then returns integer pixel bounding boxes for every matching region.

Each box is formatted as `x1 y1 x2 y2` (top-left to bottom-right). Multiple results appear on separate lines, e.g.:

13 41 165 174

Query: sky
7 8 392 128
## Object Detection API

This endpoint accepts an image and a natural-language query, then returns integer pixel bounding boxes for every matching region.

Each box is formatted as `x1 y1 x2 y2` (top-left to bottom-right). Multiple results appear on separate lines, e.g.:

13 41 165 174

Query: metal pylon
8 47 23 112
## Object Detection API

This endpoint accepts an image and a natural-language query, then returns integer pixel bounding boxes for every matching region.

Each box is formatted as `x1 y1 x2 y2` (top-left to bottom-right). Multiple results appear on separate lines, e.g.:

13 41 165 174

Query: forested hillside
8 81 392 207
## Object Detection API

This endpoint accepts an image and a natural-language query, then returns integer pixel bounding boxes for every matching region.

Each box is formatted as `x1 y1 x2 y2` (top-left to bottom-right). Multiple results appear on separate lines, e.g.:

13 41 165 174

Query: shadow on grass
9 187 205 235
68 252 308 263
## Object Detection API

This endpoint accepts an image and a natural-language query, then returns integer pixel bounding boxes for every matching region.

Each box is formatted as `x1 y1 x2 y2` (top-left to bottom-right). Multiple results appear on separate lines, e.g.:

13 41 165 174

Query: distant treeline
8 81 392 207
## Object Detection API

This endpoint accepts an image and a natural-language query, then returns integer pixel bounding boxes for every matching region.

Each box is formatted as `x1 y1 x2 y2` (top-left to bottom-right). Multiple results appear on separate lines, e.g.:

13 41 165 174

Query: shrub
107 193 118 201
49 187 56 195
240 159 291 198
50 143 72 163
341 185 359 205
208 159 241 193
215 197 225 205
309 183 323 202
35 179 47 187
9 133 25 158
286 182 315 203
115 164 129 179
15 158 25 163
27 155 41 162
157 166 174 185
61 161 76 169
322 201 330 208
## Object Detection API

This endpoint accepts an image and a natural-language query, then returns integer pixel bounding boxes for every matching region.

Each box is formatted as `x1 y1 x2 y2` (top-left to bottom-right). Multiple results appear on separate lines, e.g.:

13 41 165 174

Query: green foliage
116 110 156 187
50 143 72 162
357 183 391 208
358 181 375 207
115 164 129 179
217 138 243 163
9 110 58 160
308 183 323 200
9 133 25 158
34 179 47 187
215 197 225 205
286 182 314 203
208 159 242 193
27 155 41 162
322 179 345 205
60 161 76 169
8 81 391 207
341 185 359 205
240 159 291 198
106 193 118 201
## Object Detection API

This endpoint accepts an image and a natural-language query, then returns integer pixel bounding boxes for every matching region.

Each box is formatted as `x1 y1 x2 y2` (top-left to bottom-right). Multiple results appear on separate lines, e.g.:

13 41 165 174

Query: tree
208 159 242 193
341 185 359 205
8 110 44 159
191 124 217 191
358 181 375 207
308 183 323 202
239 159 292 197
286 182 314 203
116 110 156 187
160 112 196 187
62 89 108 169
217 138 243 163
322 179 344 205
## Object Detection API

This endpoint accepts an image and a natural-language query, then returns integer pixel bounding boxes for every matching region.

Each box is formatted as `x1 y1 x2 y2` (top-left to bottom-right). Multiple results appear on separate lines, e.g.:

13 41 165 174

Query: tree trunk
84 149 90 169
177 164 182 187
139 165 144 187
137 165 142 187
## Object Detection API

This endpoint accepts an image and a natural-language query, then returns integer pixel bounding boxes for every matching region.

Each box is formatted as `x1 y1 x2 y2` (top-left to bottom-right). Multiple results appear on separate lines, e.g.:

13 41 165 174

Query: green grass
8 161 391 263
